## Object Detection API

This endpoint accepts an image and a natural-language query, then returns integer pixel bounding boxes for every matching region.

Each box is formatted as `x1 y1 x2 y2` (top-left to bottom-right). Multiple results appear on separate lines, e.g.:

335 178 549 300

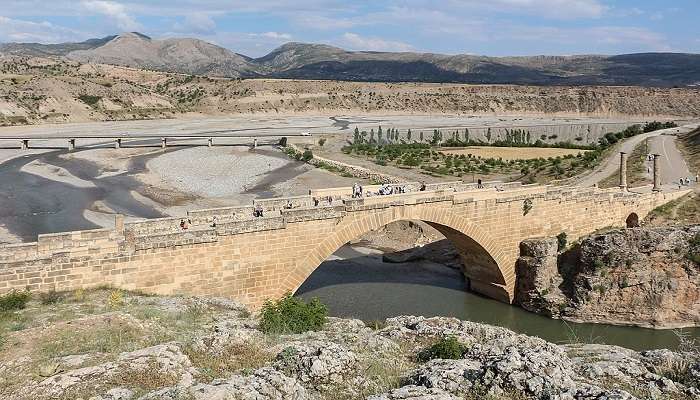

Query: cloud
495 25 672 53
435 0 607 19
257 32 292 40
339 33 414 52
173 13 216 34
0 16 87 43
81 0 140 31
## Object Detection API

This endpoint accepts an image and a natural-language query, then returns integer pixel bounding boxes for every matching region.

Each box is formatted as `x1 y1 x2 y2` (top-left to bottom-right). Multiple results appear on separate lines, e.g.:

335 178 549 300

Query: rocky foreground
0 290 698 400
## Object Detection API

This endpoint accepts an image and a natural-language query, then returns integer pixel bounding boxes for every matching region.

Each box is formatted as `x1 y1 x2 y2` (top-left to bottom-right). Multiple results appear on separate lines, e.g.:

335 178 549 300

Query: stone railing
1 179 686 265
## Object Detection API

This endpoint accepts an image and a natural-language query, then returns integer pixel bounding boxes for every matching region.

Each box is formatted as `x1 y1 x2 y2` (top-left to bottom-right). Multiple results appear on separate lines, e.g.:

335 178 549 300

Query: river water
297 247 700 351
1 149 697 351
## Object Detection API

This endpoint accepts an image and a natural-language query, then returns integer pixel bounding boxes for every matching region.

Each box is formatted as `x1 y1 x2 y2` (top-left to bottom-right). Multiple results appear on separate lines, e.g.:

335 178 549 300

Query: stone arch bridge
0 181 689 307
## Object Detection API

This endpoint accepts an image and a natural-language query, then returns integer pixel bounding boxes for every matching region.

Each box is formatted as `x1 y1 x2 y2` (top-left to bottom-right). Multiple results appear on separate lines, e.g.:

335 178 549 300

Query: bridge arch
281 205 512 302
626 212 640 228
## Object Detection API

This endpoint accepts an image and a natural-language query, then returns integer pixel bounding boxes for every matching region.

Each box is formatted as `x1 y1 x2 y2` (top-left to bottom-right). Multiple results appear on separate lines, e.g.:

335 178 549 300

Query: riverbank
0 289 697 400
0 145 365 243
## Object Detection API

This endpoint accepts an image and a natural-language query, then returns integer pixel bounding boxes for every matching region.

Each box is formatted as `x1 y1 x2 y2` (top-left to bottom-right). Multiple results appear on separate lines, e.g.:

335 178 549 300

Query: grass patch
259 293 327 335
39 319 145 359
184 342 273 382
417 336 468 362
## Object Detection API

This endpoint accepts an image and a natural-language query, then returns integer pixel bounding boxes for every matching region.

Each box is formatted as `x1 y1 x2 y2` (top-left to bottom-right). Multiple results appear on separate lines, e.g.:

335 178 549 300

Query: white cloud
81 0 140 31
257 32 292 40
339 33 414 52
173 13 216 34
0 16 87 43
495 25 672 53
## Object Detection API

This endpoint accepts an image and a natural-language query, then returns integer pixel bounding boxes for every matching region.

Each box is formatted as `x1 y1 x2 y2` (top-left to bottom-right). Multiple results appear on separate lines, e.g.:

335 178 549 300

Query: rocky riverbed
0 289 698 400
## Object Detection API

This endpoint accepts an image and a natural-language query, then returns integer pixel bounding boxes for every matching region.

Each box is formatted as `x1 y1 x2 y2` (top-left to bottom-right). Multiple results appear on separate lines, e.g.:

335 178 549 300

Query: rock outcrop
515 225 700 328
1 292 698 400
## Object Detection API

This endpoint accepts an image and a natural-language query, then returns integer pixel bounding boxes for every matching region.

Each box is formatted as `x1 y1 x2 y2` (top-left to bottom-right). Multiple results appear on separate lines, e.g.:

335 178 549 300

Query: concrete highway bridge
0 180 689 307
0 132 305 150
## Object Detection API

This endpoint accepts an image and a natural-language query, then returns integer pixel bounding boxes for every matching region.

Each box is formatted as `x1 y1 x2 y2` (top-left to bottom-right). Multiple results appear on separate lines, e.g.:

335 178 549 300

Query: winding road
575 123 699 188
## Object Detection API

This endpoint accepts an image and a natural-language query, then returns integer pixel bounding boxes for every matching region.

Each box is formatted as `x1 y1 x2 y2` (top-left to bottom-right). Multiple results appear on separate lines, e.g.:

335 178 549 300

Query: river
297 246 700 351
1 149 697 351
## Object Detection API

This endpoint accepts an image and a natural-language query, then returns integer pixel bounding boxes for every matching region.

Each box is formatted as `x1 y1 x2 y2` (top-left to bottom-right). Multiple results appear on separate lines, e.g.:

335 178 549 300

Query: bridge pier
20 139 28 150
68 138 76 151
652 154 661 191
619 151 628 190
208 137 213 147
115 138 121 149
161 137 167 149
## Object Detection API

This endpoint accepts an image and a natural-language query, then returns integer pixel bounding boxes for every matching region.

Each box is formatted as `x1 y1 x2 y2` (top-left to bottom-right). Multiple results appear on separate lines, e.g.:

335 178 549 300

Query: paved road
647 134 693 186
575 124 699 188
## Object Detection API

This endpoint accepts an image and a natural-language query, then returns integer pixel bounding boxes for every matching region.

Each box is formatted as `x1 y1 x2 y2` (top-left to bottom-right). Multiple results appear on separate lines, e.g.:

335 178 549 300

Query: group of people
352 183 363 198
678 175 699 188
179 218 192 230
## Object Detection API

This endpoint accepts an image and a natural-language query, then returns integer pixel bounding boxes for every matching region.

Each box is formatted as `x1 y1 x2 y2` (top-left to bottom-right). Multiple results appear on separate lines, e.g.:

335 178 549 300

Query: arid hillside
1 56 700 126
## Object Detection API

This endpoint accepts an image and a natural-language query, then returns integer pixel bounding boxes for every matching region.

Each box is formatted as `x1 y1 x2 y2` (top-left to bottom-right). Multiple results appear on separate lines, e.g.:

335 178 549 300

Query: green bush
417 336 468 361
39 290 63 305
0 289 31 312
302 149 313 162
557 232 568 251
259 293 327 334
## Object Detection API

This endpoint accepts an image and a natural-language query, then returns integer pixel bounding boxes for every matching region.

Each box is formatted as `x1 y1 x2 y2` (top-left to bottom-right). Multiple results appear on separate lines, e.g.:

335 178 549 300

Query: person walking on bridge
254 204 264 217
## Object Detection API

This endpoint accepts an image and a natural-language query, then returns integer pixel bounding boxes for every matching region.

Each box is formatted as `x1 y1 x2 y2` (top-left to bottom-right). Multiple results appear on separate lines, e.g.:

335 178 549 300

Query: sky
0 0 698 57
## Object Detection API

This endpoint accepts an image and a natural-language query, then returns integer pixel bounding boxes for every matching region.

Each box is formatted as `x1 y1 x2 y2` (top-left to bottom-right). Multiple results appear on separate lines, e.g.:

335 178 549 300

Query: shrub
557 232 568 251
318 138 326 146
78 94 101 107
278 137 288 147
39 290 63 305
108 289 124 308
259 293 327 334
301 149 313 162
417 336 468 361
0 289 31 312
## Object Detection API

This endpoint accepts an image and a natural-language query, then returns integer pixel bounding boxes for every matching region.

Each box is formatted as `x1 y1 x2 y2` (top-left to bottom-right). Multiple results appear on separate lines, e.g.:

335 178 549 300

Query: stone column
161 137 167 149
619 152 628 190
253 138 258 149
20 139 28 150
114 214 125 235
115 138 121 149
208 137 213 147
68 138 76 151
652 154 661 191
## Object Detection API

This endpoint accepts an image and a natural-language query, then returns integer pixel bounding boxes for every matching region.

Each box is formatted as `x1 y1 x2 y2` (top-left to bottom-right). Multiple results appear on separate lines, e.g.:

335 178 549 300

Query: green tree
407 129 412 142
486 128 492 143
465 128 470 143
420 131 424 142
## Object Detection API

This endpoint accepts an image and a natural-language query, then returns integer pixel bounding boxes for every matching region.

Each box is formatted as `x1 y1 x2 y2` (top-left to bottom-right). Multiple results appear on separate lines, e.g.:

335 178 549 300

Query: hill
2 33 699 87
66 32 258 77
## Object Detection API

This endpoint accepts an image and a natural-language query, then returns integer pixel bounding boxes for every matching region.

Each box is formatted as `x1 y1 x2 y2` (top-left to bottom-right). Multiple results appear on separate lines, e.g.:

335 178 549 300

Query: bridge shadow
295 239 470 294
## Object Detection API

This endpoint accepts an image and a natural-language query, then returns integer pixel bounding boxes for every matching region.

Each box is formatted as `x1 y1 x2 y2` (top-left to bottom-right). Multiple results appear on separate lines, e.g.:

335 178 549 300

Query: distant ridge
1 33 699 87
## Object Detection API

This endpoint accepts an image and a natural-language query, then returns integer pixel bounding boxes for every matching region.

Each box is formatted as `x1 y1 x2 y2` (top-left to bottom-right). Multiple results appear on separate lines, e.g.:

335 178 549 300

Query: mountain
0 35 117 57
66 32 259 77
2 33 699 87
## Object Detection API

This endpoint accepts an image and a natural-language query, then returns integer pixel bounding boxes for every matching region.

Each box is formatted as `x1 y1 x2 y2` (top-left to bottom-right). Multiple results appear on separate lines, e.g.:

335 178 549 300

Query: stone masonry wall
0 182 690 308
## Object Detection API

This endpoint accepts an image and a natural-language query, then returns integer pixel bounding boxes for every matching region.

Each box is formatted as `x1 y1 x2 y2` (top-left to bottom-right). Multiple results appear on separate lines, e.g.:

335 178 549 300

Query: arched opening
287 210 510 321
626 213 640 228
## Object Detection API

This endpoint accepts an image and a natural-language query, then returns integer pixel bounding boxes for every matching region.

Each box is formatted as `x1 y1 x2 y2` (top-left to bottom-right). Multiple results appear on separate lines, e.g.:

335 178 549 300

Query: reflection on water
296 248 699 351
